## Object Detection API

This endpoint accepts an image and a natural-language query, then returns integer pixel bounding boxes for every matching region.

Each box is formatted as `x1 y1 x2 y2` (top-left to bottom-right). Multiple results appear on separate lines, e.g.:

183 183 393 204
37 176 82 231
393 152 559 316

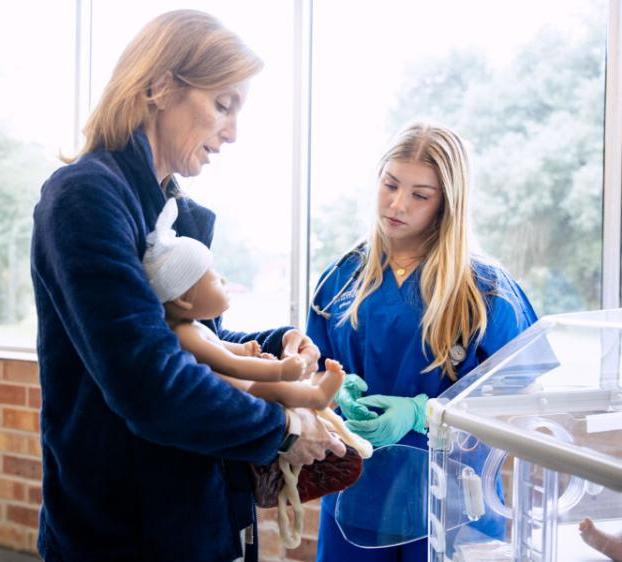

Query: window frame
2 0 620 354
603 0 622 310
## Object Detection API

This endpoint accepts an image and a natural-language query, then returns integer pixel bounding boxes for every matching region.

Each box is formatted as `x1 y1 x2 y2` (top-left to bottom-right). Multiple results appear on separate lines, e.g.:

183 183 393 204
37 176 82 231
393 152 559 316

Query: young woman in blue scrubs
307 122 537 561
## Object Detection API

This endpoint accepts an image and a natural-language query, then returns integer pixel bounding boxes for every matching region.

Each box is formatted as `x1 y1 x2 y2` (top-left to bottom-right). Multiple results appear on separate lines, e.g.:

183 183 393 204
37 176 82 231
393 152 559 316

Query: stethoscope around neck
309 241 468 368
309 241 367 319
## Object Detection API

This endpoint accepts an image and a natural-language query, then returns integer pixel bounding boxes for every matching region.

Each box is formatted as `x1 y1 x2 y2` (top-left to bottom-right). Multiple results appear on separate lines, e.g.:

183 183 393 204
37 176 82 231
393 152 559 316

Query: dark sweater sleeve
214 318 293 357
31 173 285 464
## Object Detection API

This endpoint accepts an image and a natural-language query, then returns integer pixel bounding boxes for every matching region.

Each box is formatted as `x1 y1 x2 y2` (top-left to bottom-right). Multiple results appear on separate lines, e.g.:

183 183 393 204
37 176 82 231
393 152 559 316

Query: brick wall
0 357 321 560
0 358 41 555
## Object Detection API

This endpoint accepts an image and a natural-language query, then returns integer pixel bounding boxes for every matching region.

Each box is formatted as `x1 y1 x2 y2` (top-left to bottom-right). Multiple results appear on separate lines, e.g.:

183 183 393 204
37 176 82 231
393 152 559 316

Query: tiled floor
0 549 39 561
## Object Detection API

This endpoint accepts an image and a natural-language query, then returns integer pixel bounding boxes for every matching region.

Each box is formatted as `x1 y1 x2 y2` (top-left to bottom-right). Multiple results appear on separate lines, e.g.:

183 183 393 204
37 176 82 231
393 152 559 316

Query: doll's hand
281 329 320 378
279 355 306 381
243 340 262 357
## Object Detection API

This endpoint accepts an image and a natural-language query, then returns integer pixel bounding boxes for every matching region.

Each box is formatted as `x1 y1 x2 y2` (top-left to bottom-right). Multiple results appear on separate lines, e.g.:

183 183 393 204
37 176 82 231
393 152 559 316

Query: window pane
310 0 607 316
0 1 75 348
91 1 293 331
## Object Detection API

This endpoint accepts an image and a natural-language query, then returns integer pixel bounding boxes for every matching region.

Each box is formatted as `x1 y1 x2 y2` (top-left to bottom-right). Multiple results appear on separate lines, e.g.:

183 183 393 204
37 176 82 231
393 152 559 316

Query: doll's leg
247 360 344 409
580 518 622 561
300 358 345 408
281 359 346 410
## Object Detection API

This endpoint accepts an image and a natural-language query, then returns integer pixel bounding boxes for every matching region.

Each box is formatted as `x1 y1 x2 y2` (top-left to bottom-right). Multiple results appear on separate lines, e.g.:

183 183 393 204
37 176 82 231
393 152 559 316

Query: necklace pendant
396 268 406 277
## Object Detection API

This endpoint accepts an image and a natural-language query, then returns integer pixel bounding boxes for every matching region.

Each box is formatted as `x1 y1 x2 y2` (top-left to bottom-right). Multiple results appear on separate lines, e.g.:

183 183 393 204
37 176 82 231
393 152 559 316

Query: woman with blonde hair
31 10 346 562
307 122 537 561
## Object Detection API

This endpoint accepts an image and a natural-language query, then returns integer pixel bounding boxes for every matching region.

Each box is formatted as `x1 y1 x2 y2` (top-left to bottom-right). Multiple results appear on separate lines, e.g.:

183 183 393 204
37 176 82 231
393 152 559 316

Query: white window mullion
602 0 622 309
289 0 313 328
73 0 93 152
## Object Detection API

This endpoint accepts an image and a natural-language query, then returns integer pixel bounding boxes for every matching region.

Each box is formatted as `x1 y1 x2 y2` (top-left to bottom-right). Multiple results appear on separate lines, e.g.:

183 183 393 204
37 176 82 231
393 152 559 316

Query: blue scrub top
306 249 537 561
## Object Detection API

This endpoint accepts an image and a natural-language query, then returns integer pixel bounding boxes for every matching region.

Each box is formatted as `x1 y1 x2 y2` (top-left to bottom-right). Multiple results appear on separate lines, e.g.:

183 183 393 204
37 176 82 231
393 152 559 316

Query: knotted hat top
143 198 214 303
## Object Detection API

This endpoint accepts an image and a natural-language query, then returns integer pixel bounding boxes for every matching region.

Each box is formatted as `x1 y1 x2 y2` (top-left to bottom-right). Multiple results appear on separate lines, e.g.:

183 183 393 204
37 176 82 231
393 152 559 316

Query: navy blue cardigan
30 130 288 561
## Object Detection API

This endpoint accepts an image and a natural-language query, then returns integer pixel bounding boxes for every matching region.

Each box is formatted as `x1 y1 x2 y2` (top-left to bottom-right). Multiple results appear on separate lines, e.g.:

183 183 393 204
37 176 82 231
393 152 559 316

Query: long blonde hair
343 123 487 380
68 9 262 161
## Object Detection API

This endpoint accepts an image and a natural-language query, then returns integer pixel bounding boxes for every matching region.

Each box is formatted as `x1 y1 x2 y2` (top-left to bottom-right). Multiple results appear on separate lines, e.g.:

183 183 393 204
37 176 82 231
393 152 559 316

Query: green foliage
311 193 368 275
349 18 605 315
0 127 258 329
0 12 609 328
0 131 56 324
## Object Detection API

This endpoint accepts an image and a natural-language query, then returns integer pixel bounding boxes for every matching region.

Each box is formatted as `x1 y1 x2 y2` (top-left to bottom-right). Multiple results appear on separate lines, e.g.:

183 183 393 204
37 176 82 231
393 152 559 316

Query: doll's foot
308 359 345 409
280 355 306 381
580 518 622 561
243 340 262 357
308 369 324 385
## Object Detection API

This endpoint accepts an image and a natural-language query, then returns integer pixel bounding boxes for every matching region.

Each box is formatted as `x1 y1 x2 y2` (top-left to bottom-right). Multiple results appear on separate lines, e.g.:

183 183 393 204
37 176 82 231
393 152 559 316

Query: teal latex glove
334 374 378 421
345 393 429 447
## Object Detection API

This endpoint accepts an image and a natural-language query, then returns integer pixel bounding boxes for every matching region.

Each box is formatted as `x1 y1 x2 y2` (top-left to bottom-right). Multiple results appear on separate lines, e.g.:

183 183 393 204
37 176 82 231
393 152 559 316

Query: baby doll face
183 268 230 320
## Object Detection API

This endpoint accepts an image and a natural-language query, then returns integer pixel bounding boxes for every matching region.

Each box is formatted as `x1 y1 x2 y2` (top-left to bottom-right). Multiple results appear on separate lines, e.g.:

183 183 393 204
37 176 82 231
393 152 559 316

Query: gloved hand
334 374 378 421
345 393 429 447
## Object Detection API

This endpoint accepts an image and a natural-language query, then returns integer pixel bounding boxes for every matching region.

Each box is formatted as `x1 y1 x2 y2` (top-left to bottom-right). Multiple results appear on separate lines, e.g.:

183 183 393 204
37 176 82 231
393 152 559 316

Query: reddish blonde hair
69 9 262 160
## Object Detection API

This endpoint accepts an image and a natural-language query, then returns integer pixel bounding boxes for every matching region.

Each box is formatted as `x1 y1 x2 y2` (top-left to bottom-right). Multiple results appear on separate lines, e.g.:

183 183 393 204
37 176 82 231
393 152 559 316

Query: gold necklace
390 255 421 277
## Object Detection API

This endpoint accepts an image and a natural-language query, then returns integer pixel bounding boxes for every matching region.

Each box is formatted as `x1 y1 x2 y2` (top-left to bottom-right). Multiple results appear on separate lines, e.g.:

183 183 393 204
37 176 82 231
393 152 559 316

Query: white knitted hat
143 198 214 303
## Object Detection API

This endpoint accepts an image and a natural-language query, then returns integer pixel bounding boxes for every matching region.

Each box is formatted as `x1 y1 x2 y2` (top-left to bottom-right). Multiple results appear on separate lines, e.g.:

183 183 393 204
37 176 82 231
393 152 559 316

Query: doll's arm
176 323 304 382
222 339 262 357
221 340 279 360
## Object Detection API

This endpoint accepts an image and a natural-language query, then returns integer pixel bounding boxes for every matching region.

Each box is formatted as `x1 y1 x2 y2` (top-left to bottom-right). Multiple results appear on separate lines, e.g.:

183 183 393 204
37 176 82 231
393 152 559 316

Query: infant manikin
143 198 372 549
142 198 345 410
